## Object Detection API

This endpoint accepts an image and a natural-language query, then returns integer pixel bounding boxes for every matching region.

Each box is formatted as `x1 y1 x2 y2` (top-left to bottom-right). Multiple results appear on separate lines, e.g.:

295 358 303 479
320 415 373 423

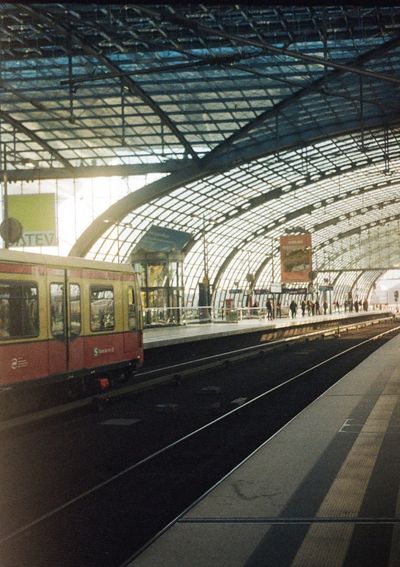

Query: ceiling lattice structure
2 4 400 304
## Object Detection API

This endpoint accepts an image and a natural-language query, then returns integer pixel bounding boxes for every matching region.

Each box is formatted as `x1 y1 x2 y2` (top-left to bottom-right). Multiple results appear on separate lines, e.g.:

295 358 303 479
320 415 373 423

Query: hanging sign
280 233 312 283
270 283 282 293
285 287 308 295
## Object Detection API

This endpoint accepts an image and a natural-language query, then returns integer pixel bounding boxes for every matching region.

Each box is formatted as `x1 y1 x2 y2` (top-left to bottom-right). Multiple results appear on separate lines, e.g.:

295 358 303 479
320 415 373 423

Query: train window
0 281 39 339
128 286 136 330
90 286 115 331
50 283 65 337
69 284 81 336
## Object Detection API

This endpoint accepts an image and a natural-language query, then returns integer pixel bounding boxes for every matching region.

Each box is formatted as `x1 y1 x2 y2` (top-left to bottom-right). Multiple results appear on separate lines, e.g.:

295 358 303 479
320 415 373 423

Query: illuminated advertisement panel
280 233 312 283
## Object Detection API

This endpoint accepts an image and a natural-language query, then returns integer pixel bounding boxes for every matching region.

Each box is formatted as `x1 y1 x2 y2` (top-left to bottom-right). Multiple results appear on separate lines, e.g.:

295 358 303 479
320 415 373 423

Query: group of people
288 297 369 319
289 298 328 319
341 298 369 313
247 296 370 321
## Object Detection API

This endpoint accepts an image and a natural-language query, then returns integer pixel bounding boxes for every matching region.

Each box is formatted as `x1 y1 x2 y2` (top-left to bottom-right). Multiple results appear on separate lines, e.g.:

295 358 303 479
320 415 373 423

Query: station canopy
1 4 400 304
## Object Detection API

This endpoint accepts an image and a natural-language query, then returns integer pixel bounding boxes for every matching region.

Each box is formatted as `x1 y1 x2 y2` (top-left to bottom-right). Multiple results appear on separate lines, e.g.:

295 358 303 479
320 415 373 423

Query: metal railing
142 304 393 327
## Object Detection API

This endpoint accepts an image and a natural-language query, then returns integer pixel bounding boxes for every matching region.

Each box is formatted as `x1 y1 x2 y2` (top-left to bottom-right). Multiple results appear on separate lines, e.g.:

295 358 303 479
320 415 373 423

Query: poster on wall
8 194 58 247
280 233 312 283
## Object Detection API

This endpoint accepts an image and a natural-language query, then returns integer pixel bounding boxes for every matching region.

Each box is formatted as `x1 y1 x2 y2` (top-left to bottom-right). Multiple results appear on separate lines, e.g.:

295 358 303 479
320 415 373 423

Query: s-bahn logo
93 346 115 357
11 357 28 370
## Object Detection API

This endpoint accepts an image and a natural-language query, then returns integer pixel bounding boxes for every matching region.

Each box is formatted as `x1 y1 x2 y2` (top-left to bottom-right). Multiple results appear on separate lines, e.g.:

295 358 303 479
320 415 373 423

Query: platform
131 329 400 566
143 309 389 349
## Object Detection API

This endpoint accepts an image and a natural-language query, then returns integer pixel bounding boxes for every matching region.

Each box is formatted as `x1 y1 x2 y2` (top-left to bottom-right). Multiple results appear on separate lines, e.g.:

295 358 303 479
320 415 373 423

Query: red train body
0 250 144 394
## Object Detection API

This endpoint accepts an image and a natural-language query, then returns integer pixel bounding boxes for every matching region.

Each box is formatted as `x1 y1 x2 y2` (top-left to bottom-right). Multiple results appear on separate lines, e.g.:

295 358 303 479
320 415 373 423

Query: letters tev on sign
280 233 312 283
8 194 58 247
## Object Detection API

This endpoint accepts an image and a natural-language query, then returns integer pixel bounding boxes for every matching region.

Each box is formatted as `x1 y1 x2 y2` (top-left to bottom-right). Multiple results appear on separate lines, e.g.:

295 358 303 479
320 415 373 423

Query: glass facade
1 5 400 309
132 253 185 326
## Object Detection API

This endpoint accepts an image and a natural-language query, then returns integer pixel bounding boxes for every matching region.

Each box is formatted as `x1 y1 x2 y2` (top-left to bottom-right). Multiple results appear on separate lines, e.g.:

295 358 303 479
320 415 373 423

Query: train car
0 249 143 412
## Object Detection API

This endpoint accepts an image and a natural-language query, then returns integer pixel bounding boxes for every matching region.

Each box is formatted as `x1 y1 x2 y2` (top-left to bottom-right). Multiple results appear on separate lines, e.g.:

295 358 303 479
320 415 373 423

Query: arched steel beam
0 79 54 114
350 271 365 298
138 8 400 165
368 274 384 301
253 256 272 287
211 248 242 299
361 271 385 300
0 109 72 169
199 25 400 166
317 236 400 271
188 158 400 245
142 7 400 85
0 162 180 182
312 197 400 234
209 198 400 295
69 120 400 257
205 117 400 173
317 226 400 270
317 213 400 252
310 269 382 304
21 5 199 162
309 268 386 273
69 161 207 256
223 181 400 255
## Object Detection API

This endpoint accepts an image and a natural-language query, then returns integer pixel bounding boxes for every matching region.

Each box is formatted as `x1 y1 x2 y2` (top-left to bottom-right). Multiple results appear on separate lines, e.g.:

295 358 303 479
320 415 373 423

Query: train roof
0 249 133 273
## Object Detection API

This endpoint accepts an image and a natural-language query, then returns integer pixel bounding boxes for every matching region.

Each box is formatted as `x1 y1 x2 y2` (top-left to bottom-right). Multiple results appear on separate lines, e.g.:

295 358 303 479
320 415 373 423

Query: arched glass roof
2 4 400 305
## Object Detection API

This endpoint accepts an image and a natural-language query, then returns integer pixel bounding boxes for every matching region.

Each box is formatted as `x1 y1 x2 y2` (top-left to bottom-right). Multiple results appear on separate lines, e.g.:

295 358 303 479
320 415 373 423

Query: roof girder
202 32 400 165
0 108 72 168
20 4 199 162
209 187 400 292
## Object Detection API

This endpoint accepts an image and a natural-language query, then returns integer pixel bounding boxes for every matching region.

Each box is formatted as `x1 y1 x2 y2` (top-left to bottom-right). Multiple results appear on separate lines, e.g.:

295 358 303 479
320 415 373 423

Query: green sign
8 194 58 247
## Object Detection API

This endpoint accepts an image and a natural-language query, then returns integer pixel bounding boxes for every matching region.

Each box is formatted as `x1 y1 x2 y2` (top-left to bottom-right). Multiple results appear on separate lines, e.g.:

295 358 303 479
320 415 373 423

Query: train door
122 278 141 354
66 273 84 371
47 270 68 376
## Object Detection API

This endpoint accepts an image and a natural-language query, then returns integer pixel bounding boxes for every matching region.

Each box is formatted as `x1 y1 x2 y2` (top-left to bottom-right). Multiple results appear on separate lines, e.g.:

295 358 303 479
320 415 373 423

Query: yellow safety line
291 365 400 567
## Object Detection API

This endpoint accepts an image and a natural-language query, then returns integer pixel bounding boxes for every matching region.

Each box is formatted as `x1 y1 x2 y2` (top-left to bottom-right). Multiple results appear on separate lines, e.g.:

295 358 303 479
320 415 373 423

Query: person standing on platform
301 299 306 317
323 300 328 315
315 299 320 315
290 300 297 319
266 299 273 320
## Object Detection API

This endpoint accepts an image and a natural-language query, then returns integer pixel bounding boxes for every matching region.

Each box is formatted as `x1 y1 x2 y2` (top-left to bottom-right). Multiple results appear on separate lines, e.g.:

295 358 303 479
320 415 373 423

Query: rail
0 314 397 433
2 318 399 567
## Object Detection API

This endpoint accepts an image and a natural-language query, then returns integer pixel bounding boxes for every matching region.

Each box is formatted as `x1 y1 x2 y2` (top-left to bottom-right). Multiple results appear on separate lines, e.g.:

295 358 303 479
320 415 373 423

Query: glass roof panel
3 4 400 305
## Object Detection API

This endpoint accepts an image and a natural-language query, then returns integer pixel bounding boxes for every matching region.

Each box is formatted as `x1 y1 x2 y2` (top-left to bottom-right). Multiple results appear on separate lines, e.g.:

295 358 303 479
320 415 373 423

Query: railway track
0 314 395 432
0 320 399 567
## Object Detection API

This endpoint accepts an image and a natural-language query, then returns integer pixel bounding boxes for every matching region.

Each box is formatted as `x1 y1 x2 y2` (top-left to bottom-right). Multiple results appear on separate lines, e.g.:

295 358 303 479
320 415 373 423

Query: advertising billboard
280 233 312 283
132 225 192 253
8 193 58 247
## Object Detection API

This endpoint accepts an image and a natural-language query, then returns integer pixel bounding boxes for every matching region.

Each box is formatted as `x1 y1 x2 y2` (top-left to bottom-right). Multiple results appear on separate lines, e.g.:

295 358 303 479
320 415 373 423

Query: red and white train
0 249 144 406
